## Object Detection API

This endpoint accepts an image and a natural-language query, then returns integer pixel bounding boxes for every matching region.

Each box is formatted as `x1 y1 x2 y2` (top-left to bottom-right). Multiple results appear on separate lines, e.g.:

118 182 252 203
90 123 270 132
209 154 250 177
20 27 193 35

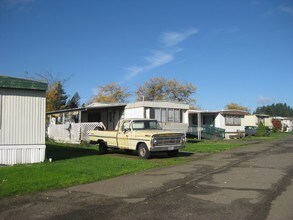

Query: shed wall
0 88 46 165
0 89 46 144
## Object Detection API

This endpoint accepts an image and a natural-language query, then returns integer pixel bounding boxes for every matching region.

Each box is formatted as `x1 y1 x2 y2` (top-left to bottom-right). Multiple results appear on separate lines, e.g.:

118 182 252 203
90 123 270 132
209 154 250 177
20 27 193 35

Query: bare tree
91 82 130 103
225 102 250 112
136 77 196 105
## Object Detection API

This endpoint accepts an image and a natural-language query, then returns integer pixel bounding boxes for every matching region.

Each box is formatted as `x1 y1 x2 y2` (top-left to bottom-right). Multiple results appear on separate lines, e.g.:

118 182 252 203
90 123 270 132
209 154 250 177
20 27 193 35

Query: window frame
225 115 241 126
150 107 182 123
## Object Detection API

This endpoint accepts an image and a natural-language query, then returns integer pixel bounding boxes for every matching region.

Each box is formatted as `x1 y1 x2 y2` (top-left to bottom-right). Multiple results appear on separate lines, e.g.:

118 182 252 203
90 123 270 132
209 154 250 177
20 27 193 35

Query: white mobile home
0 76 47 165
125 101 190 133
46 101 190 143
244 114 271 127
189 109 249 139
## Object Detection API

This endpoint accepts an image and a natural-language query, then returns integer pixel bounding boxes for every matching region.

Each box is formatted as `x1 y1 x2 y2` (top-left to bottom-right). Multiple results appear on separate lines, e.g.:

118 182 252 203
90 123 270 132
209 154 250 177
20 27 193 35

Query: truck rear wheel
99 142 108 154
138 143 151 159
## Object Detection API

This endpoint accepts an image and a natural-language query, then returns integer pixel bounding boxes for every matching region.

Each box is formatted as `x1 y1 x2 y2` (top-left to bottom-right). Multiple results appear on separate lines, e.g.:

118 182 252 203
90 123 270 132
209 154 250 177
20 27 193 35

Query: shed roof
0 75 48 91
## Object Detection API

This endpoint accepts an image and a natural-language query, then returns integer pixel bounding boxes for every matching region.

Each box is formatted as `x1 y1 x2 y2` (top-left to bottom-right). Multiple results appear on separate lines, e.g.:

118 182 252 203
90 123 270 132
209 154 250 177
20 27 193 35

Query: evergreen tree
66 92 80 109
254 103 293 117
46 81 68 111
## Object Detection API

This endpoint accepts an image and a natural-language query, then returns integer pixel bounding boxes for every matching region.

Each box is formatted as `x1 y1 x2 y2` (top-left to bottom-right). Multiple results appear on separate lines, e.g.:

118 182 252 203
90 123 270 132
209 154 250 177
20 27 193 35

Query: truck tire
167 149 179 157
138 143 151 159
99 142 108 154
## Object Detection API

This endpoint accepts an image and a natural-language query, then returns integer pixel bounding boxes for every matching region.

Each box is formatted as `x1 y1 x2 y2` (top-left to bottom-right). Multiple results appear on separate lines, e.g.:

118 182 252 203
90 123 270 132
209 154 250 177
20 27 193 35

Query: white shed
0 76 47 165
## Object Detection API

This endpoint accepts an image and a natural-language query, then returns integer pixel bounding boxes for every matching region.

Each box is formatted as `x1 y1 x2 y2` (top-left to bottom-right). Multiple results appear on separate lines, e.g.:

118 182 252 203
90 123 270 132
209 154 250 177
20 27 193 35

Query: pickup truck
89 118 186 159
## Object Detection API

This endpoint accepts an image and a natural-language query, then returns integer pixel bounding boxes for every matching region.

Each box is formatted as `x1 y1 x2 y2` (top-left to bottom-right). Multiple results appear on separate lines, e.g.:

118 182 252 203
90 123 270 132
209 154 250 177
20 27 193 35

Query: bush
256 123 270 137
272 119 282 132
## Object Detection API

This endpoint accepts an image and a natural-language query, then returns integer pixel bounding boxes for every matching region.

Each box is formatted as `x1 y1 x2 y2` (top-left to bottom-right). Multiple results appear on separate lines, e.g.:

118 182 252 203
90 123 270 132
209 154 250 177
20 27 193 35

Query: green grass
184 140 243 153
0 142 183 198
0 132 291 198
184 132 292 153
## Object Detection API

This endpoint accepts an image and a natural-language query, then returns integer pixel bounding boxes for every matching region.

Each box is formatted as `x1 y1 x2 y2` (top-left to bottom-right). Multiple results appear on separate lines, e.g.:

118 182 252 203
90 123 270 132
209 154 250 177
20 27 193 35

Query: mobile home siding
0 88 46 165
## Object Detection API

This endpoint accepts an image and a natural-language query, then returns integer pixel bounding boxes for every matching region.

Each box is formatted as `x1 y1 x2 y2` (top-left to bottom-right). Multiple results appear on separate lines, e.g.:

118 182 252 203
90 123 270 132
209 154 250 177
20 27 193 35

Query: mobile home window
161 109 166 122
168 109 174 122
174 109 180 122
225 115 241 126
154 108 161 122
150 108 182 123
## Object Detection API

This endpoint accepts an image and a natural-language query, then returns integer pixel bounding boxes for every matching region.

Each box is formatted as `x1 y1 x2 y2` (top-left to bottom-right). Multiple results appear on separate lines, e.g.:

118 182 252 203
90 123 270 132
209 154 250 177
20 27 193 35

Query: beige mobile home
0 76 47 165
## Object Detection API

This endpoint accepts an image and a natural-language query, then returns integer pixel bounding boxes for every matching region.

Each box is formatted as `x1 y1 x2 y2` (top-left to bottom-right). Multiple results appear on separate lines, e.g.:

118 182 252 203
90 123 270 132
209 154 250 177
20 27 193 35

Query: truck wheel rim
140 148 146 156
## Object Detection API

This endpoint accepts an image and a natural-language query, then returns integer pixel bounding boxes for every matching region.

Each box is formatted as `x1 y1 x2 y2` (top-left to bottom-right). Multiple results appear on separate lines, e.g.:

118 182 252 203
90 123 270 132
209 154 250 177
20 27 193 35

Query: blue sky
0 0 292 111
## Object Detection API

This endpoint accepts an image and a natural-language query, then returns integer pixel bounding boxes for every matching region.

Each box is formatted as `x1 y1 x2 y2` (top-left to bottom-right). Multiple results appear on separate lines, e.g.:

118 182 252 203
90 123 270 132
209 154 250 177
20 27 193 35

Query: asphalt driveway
1 137 293 220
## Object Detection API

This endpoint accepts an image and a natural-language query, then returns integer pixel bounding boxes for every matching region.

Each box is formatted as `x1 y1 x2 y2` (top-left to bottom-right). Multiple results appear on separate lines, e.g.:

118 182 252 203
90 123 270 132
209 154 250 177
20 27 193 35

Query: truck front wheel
138 143 151 159
99 142 108 154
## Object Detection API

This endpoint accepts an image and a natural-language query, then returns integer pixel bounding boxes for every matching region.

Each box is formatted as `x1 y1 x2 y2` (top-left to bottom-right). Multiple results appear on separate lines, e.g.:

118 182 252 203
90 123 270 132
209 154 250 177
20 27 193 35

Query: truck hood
133 130 185 137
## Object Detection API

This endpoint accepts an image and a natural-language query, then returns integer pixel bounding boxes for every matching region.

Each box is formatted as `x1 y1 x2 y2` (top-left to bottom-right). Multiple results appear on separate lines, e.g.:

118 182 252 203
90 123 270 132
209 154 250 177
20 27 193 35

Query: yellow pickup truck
89 118 186 159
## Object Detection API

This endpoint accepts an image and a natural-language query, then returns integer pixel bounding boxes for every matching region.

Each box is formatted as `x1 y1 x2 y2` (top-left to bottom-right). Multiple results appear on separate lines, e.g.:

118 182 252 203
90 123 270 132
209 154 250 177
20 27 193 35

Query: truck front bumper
150 145 185 152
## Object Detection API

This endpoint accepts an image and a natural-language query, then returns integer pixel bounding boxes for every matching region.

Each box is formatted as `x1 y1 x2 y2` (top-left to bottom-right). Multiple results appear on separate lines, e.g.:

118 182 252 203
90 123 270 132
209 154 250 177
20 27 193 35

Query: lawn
0 142 183 198
184 132 292 153
0 132 291 198
184 140 243 153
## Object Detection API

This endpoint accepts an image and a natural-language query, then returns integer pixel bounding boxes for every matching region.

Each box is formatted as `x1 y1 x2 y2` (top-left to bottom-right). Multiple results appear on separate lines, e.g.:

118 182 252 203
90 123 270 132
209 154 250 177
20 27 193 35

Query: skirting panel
0 145 46 165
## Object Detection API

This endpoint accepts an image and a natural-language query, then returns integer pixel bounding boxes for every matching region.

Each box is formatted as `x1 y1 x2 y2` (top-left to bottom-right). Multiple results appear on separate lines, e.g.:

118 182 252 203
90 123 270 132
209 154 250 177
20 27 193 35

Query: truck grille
154 135 184 146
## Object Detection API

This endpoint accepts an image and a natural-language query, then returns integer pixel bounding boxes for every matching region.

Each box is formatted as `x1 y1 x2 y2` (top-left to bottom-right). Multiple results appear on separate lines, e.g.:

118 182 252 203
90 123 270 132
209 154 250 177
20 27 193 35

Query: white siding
265 118 273 128
216 114 245 139
124 107 145 118
182 110 189 124
244 115 258 126
0 89 46 165
0 89 46 145
0 145 45 165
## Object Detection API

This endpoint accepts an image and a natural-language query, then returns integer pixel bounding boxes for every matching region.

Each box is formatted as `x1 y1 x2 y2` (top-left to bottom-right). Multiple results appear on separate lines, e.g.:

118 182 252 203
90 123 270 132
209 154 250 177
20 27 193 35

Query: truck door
117 121 130 149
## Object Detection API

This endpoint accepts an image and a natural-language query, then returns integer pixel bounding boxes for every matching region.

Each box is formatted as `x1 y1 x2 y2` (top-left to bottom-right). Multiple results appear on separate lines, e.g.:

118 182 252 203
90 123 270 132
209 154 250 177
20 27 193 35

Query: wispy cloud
279 6 293 15
0 0 36 11
160 28 199 48
126 51 174 79
257 96 272 105
125 28 198 80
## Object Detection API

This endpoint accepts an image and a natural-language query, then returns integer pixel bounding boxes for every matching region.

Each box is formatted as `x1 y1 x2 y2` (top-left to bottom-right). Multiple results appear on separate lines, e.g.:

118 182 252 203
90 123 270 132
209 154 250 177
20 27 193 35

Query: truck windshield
132 120 162 130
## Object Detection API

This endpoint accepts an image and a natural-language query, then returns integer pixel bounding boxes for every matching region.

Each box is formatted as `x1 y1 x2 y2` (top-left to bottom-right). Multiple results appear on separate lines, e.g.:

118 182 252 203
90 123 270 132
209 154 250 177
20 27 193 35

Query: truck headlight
151 138 157 147
180 136 186 144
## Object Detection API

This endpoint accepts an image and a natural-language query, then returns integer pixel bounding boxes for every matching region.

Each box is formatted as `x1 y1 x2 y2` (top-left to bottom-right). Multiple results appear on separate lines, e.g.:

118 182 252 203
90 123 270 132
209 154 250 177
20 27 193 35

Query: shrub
256 122 269 137
272 119 282 132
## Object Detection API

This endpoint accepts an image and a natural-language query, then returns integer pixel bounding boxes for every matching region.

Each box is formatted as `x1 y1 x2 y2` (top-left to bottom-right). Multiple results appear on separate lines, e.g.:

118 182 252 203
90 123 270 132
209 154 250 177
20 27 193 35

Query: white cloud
125 28 198 80
279 6 293 15
126 51 174 79
160 28 199 47
145 51 174 68
257 96 272 105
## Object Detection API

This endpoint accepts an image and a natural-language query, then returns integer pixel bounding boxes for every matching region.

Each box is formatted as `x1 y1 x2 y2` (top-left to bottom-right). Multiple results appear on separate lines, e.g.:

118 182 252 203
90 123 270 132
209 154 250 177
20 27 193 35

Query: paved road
1 137 293 220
